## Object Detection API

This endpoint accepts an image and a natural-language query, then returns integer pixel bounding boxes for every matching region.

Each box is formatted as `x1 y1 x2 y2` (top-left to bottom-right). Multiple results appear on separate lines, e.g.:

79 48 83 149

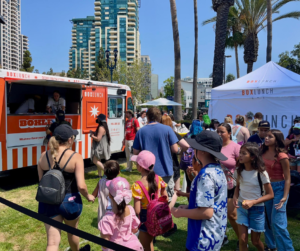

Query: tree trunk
234 43 240 78
169 0 182 121
266 0 272 62
192 0 198 119
212 2 232 88
247 61 253 73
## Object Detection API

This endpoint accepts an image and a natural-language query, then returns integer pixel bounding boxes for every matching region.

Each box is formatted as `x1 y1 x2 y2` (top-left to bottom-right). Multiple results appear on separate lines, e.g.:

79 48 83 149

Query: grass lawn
0 164 300 251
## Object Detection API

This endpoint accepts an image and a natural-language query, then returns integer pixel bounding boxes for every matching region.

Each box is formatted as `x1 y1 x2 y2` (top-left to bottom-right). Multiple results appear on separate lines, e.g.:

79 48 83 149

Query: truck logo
19 118 72 129
90 105 99 118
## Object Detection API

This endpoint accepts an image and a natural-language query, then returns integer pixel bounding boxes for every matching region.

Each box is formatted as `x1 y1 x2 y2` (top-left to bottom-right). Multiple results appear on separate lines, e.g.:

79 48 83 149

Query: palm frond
272 0 300 13
202 16 217 26
273 11 300 22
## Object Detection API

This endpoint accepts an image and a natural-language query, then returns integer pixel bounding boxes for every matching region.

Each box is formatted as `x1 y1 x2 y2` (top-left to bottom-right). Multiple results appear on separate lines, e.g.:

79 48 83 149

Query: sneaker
121 169 132 173
79 244 91 251
222 235 229 246
162 223 177 237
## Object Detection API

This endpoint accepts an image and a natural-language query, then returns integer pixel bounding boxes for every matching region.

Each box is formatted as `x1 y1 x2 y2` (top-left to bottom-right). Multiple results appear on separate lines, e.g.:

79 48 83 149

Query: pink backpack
136 175 174 237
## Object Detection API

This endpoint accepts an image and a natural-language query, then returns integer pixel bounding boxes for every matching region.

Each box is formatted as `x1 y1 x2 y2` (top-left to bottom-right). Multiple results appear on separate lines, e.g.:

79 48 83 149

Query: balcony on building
127 28 135 34
91 41 96 45
128 1 136 7
95 11 101 16
94 1 101 5
94 6 101 11
91 56 96 60
90 36 95 40
95 16 101 20
110 35 117 39
91 50 96 54
127 45 135 49
90 46 96 50
95 21 101 26
110 40 118 44
110 30 117 34
128 12 136 17
110 45 117 49
90 31 95 35
128 22 136 26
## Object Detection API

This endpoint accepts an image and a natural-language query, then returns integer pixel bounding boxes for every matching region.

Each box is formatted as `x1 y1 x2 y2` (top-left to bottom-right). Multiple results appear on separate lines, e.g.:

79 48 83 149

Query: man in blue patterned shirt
171 131 228 251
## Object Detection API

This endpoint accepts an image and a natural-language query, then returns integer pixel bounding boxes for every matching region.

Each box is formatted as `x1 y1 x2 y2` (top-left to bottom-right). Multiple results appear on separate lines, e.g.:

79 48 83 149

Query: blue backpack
180 148 194 171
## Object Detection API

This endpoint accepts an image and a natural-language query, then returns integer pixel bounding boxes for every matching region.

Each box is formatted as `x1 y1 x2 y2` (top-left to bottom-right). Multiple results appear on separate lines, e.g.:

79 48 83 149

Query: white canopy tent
139 98 183 106
208 61 300 137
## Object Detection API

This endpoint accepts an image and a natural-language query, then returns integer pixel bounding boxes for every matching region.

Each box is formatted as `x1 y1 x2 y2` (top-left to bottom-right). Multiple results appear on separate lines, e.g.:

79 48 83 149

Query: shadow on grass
91 217 98 229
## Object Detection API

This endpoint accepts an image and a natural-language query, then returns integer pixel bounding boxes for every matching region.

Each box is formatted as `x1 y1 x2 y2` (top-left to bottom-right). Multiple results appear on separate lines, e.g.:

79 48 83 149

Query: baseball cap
97 114 106 122
258 121 270 128
293 123 300 130
56 110 65 121
53 124 78 141
131 150 156 171
185 131 227 161
125 110 134 115
106 177 132 205
294 117 300 122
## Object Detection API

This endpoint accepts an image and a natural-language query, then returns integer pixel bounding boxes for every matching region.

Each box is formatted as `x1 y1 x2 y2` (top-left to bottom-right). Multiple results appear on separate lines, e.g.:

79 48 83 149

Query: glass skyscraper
69 0 141 74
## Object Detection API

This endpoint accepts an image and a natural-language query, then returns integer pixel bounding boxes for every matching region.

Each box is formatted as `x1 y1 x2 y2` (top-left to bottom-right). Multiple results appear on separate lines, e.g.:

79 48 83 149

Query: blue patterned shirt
186 163 227 251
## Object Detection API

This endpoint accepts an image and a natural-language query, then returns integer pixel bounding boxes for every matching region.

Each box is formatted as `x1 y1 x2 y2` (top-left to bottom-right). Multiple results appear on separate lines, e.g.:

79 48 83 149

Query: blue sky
22 0 300 88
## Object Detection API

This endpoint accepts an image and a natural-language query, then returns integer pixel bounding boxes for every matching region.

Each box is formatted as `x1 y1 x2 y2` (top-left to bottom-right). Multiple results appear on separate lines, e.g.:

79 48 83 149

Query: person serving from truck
46 90 66 114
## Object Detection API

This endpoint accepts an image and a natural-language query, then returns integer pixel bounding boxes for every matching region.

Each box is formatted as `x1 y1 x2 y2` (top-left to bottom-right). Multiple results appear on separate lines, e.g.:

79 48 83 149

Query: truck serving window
7 82 81 115
108 97 123 118
127 97 134 111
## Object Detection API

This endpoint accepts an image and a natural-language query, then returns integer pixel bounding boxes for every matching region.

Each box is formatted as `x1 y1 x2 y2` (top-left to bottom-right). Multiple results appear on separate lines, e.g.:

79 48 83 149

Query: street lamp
224 55 232 84
105 48 118 83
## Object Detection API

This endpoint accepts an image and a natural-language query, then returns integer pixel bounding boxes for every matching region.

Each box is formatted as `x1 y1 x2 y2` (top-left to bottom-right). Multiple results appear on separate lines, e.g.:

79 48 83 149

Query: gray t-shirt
234 169 270 206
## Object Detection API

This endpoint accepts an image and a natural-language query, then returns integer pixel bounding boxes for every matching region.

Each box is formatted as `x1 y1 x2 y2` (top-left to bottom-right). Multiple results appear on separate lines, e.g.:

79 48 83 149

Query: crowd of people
36 108 300 251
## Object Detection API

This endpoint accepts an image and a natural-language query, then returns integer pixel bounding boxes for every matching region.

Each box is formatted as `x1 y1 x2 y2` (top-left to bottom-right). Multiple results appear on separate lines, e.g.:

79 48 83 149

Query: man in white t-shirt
15 98 35 114
137 111 147 128
46 90 66 114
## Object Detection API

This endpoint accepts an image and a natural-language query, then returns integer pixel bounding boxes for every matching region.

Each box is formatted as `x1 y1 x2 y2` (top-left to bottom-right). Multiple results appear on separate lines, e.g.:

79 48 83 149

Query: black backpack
36 149 75 205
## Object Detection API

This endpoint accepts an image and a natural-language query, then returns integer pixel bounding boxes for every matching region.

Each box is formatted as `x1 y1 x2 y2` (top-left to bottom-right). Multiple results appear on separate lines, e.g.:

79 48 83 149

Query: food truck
0 69 133 174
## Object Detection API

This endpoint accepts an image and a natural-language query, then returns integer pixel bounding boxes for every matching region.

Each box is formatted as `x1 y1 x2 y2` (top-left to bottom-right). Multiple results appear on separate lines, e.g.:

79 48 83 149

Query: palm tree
267 0 272 62
203 6 244 78
211 0 234 88
169 0 182 120
239 0 300 72
192 0 198 119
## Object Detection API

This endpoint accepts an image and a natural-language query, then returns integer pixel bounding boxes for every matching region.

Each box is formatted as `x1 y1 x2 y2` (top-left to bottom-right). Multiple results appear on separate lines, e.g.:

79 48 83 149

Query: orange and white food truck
0 69 133 174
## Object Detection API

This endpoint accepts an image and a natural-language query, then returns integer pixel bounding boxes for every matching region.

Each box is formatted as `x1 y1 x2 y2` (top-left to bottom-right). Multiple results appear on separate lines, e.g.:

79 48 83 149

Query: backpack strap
61 152 76 172
46 152 51 170
257 172 271 229
57 149 70 165
233 125 242 138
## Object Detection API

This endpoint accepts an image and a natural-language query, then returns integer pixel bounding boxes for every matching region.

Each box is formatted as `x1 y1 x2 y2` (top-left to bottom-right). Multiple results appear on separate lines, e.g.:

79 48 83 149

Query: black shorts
227 186 236 199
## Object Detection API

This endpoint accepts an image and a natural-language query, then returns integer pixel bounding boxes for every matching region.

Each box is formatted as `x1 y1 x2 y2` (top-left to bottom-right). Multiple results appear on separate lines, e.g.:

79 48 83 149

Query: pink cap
106 177 132 205
130 150 156 171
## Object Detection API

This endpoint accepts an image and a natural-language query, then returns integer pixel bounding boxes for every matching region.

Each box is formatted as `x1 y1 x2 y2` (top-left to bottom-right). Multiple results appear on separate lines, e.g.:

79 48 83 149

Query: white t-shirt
47 97 66 113
172 121 177 131
138 116 147 128
234 169 270 206
15 99 35 114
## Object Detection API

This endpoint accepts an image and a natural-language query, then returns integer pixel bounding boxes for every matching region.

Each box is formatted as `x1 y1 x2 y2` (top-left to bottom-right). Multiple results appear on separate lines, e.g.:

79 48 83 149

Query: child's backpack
36 149 75 205
136 175 174 237
180 147 194 171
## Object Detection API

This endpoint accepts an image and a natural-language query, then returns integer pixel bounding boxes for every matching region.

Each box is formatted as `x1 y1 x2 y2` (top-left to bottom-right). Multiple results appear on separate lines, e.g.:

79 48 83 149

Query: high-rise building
0 0 28 70
69 0 141 73
151 74 158 99
20 34 28 65
140 55 151 101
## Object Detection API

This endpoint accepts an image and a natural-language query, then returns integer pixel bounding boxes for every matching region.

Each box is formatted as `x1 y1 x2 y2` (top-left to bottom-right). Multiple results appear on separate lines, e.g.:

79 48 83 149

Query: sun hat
258 120 270 129
96 114 106 122
106 177 132 205
185 130 227 161
293 123 300 130
131 150 156 171
125 110 134 116
56 110 65 121
248 119 261 132
53 124 78 141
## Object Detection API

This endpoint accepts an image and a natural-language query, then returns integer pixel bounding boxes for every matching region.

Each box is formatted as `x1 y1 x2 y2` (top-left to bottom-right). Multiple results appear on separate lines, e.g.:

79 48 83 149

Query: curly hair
237 142 265 180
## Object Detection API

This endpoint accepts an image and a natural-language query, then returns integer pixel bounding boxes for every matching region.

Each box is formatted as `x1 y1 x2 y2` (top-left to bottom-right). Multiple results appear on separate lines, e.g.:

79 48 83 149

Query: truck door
107 95 125 153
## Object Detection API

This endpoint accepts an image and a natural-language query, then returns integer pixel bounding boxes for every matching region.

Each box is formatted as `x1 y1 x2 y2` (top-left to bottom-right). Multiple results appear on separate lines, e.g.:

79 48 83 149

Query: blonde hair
161 115 173 129
224 116 233 124
49 136 70 162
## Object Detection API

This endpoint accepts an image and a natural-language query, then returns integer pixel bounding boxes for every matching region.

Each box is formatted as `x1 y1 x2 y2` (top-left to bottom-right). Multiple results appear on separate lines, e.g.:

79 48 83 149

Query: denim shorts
139 209 148 232
38 192 83 221
290 159 300 166
236 201 265 232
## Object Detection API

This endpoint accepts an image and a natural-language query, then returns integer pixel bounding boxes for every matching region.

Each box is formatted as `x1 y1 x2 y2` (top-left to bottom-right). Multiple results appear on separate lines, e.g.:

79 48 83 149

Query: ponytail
49 136 60 162
147 165 158 198
115 200 126 222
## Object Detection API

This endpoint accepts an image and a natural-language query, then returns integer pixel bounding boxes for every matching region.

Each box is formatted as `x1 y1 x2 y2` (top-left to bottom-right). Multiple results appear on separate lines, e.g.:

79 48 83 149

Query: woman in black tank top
37 124 94 251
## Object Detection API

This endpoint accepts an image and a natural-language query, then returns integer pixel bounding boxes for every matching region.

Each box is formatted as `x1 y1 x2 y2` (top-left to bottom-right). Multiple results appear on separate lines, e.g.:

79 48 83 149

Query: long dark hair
209 119 219 129
115 200 126 222
218 123 232 140
261 129 287 157
146 164 158 198
237 143 265 179
95 121 111 145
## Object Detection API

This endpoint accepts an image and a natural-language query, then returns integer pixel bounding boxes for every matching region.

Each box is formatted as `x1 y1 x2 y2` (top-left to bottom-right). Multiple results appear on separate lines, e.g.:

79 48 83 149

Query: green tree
42 72 46 74
277 42 300 74
34 69 39 74
59 70 65 77
20 50 34 72
47 68 54 75
163 76 185 109
226 73 236 82
90 47 110 81
67 67 88 79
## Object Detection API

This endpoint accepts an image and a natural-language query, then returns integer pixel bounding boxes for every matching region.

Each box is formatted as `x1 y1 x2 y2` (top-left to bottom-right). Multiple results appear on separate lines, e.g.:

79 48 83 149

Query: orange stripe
85 134 89 159
41 146 46 153
12 149 18 169
32 147 37 165
2 142 7 171
23 148 27 167
72 143 75 152
79 141 82 155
